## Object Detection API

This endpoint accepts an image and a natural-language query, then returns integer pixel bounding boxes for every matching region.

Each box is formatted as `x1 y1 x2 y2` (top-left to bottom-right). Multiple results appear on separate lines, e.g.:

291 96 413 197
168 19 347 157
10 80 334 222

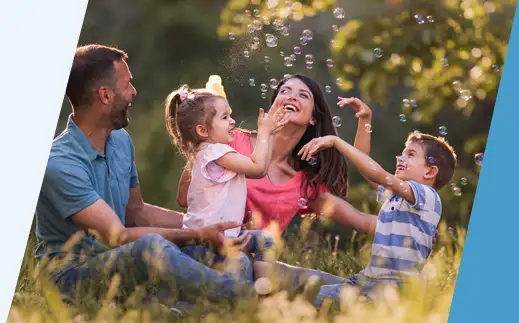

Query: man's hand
195 222 242 248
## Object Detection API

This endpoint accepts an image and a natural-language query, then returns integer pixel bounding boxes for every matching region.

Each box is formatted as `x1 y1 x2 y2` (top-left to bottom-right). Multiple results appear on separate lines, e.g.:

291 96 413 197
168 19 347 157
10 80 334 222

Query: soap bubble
334 8 345 19
265 34 278 48
332 116 342 127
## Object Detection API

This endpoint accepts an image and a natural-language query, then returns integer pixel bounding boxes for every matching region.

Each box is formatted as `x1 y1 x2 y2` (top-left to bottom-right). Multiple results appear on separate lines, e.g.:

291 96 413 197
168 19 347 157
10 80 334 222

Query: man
35 44 254 307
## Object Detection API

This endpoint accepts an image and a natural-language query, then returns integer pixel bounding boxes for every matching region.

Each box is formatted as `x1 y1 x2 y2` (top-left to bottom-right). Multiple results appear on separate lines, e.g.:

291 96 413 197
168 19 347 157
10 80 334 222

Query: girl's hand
338 97 372 120
297 136 337 161
258 96 290 134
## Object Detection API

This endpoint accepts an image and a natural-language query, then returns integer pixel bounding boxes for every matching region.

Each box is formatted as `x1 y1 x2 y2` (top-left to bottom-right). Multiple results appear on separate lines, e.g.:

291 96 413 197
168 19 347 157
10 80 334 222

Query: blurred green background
52 0 516 238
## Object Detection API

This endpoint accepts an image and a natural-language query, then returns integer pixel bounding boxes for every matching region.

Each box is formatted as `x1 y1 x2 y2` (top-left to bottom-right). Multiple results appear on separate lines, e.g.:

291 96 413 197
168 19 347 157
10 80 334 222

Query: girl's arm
217 104 289 178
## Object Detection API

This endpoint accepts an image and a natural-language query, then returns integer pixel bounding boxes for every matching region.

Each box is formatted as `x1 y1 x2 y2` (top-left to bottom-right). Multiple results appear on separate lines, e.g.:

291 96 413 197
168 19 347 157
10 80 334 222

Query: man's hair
406 131 457 190
65 44 128 108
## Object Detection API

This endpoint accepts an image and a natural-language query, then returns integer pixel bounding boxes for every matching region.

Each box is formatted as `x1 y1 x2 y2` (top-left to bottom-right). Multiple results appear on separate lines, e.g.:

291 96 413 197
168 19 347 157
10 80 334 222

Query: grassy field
8 219 464 323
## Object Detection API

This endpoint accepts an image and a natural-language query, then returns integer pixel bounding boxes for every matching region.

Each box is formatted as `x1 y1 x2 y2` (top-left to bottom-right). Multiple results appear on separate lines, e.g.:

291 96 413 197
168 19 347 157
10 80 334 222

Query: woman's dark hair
271 74 349 201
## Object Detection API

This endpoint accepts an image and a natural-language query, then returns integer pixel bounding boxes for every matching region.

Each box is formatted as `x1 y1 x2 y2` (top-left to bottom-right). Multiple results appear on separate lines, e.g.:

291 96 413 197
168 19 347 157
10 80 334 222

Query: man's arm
309 192 377 236
126 187 184 228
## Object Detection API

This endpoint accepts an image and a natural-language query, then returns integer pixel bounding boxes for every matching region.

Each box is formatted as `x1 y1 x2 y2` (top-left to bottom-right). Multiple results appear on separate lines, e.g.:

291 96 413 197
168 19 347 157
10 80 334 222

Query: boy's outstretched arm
339 97 377 189
299 136 416 204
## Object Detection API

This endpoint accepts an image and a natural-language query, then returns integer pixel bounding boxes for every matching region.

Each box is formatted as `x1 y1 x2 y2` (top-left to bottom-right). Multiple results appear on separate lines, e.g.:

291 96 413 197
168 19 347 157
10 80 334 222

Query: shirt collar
66 114 113 161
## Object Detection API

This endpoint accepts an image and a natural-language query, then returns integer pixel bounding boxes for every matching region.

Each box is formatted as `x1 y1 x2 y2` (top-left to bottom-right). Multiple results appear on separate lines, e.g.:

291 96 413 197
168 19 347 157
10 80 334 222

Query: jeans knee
134 233 173 254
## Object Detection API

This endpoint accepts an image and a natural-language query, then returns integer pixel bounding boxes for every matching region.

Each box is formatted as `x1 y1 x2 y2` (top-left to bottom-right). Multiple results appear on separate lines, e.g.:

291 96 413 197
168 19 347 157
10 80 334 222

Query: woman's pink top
229 129 327 232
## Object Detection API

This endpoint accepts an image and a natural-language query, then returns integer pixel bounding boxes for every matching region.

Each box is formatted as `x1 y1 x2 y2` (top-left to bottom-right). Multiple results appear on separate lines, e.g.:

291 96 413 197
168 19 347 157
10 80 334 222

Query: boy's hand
297 136 338 161
338 97 372 120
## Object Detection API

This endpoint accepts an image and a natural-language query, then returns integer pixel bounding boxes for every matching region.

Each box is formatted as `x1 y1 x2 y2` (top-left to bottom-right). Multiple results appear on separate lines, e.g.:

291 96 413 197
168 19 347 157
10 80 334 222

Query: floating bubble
326 58 334 67
305 54 314 64
399 114 407 122
261 93 267 99
426 15 434 23
253 37 260 45
336 78 343 87
284 56 293 67
449 182 457 190
265 34 278 48
452 81 463 91
439 126 448 136
453 187 462 197
273 19 284 29
460 177 468 186
253 20 263 30
308 156 317 166
441 57 449 67
294 46 302 55
334 7 345 19
283 74 292 79
269 78 279 89
260 83 268 92
325 85 332 93
411 100 418 109
264 56 271 65
249 78 256 87
297 197 309 209
365 124 373 133
290 54 296 60
300 37 308 46
280 26 290 36
247 24 255 34
459 89 472 101
244 9 251 16
262 16 270 25
228 32 235 40
331 40 338 48
305 63 313 70
414 14 425 24
474 153 484 166
302 29 313 40
492 64 500 72
332 116 342 127
332 24 339 32
374 48 383 58
243 50 250 58
402 98 411 109
447 227 454 235
385 176 393 185
280 51 284 56
253 8 260 17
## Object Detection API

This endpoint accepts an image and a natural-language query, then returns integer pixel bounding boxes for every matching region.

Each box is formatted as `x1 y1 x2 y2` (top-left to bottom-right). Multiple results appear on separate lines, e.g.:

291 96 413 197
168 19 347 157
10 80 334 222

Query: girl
164 85 290 282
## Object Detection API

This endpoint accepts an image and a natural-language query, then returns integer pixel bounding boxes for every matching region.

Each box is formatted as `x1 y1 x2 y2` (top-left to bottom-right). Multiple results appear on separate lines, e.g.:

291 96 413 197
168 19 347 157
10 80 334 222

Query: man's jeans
49 233 346 306
52 234 256 305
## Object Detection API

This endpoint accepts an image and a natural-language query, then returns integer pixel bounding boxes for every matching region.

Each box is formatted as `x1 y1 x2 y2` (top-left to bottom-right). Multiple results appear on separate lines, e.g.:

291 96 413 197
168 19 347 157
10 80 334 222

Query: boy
297 130 457 306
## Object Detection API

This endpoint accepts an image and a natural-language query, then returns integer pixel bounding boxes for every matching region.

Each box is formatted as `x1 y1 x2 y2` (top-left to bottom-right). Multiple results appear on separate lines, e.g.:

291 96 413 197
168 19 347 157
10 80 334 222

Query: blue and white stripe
360 180 442 281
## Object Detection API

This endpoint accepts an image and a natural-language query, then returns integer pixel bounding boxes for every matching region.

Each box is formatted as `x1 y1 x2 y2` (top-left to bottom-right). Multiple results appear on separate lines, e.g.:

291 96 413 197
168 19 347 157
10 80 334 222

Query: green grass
8 219 464 323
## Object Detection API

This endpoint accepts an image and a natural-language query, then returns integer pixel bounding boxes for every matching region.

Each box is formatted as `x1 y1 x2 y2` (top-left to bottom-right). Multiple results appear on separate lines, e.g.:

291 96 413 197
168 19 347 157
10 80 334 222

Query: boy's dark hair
66 44 128 108
406 131 457 190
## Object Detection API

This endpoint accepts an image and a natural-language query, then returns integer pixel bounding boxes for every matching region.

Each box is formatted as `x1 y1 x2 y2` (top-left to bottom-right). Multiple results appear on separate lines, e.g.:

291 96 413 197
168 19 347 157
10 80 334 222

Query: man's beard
110 98 131 130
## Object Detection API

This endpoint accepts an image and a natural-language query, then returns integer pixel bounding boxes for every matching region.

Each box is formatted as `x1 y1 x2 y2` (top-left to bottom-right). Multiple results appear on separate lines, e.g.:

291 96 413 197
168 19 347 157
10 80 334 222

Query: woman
175 74 377 287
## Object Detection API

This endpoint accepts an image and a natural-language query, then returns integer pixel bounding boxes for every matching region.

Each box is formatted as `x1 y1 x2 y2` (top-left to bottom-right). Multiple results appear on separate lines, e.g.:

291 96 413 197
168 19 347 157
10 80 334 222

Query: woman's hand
338 97 372 120
297 136 338 161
